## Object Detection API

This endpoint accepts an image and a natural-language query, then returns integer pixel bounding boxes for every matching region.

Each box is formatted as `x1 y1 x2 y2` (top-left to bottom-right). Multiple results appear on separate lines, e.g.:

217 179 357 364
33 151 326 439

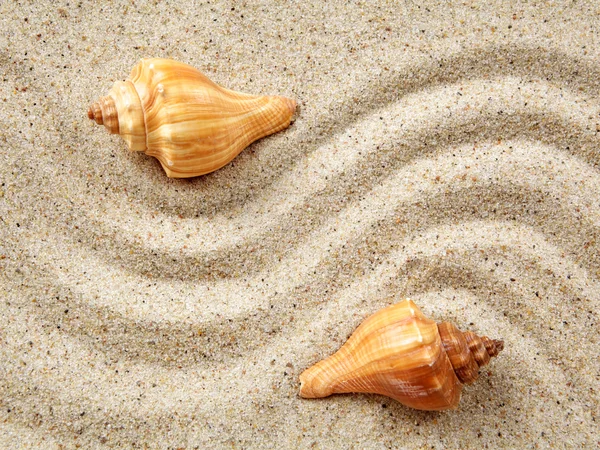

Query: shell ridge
128 78 148 152
325 337 441 396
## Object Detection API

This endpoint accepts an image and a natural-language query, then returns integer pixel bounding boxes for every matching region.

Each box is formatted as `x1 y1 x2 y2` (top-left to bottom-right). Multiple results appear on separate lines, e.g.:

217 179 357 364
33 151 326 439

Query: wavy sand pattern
1 2 599 448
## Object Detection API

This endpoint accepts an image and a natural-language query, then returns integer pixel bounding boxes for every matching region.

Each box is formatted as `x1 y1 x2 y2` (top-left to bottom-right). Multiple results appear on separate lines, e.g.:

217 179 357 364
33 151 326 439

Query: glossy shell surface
299 299 503 411
88 58 296 178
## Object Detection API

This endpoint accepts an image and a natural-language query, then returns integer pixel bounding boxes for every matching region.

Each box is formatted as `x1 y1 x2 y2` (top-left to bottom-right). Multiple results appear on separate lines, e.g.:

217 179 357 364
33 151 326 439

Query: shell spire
437 322 504 384
87 96 119 134
299 299 503 411
87 58 297 178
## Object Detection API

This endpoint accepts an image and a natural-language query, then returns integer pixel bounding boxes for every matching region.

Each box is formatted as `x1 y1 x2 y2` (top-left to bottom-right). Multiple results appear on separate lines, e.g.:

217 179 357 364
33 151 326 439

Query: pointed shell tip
494 339 505 352
88 101 105 125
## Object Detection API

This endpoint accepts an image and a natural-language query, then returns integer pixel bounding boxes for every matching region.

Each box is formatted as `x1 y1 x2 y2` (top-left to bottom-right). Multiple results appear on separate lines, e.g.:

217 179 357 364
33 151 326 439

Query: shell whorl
437 322 504 384
87 96 119 134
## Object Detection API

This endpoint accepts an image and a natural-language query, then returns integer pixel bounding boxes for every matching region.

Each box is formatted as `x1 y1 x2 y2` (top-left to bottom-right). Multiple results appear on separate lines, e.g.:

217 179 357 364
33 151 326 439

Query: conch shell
299 299 504 411
87 58 297 178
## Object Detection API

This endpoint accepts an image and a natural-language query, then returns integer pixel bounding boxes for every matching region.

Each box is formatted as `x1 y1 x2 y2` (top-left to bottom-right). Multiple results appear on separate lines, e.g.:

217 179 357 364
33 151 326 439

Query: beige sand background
1 1 599 448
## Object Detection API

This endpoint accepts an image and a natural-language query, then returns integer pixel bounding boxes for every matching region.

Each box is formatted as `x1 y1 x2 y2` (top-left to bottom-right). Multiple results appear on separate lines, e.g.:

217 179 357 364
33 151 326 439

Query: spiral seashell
299 299 504 411
87 58 297 178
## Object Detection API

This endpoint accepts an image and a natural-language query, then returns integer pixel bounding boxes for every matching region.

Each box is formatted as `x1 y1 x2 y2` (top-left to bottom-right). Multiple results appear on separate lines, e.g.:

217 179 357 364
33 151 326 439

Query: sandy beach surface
1 1 599 448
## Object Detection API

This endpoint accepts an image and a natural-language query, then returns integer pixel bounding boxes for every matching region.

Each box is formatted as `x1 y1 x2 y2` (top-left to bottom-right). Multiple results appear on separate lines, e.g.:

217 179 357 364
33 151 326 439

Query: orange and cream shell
299 299 503 411
88 58 296 178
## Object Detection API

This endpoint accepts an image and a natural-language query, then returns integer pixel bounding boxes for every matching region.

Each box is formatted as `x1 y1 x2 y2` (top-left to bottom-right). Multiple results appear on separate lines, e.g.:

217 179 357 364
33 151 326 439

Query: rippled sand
1 1 599 448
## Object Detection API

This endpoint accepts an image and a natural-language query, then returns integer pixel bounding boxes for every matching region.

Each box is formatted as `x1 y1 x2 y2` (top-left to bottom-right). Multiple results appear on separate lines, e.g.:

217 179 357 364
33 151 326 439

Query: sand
1 1 599 448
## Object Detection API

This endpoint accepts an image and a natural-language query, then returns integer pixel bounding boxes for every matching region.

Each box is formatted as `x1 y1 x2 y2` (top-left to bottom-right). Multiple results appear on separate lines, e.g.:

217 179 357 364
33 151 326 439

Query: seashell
87 58 297 178
299 299 504 411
